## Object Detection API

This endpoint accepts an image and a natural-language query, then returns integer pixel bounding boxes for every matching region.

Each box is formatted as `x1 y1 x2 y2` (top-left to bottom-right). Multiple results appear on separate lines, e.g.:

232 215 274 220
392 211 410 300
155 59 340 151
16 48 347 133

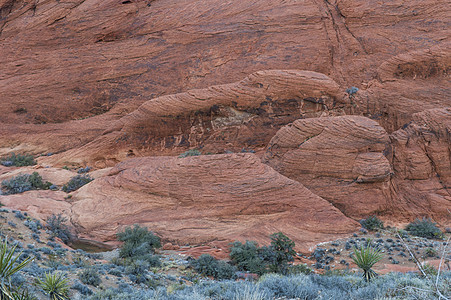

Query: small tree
268 232 296 274
352 245 383 282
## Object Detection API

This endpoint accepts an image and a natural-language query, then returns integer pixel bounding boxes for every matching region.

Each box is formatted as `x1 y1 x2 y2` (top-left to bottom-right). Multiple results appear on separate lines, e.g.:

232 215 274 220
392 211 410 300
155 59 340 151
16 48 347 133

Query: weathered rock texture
70 154 359 251
388 108 450 221
43 70 347 167
0 0 450 246
263 115 393 218
264 113 450 223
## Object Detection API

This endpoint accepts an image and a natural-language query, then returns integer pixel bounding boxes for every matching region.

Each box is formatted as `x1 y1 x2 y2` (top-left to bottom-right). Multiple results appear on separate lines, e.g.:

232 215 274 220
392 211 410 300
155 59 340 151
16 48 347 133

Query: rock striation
263 115 392 218
70 153 359 251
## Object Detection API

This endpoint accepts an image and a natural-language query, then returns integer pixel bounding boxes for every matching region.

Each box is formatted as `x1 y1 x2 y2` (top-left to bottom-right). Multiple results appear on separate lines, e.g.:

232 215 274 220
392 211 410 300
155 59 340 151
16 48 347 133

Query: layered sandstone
42 70 347 167
263 115 392 218
70 153 359 251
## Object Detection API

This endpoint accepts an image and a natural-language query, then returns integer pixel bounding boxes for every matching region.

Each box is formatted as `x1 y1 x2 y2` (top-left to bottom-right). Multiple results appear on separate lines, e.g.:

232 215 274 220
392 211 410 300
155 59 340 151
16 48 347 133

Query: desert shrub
46 214 72 244
24 219 42 233
117 225 161 259
229 241 268 275
71 281 93 295
267 232 296 274
229 233 296 276
191 254 237 280
78 268 102 287
1 153 36 167
62 174 93 192
1 172 52 195
360 216 384 231
406 218 444 239
178 149 201 158
288 263 313 275
424 247 438 258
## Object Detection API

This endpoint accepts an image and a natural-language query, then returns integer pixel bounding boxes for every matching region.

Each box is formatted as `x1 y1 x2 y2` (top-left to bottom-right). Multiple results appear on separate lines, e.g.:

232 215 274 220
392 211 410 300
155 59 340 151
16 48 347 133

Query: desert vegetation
0 210 448 299
1 172 52 195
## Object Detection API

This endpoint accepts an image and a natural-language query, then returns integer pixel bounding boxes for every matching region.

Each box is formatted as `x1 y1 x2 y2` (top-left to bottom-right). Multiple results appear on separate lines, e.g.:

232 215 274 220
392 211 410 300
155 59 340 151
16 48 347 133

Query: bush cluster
117 225 161 259
191 254 236 280
62 174 93 192
46 214 72 244
178 149 201 158
0 153 36 167
405 218 444 239
1 172 52 195
78 268 102 287
87 272 451 300
229 232 296 275
360 216 384 231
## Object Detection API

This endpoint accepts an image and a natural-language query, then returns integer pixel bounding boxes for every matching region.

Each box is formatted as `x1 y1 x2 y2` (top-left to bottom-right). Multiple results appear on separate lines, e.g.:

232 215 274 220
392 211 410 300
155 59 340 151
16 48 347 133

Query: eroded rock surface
70 153 359 251
388 108 450 221
263 115 392 218
43 70 347 167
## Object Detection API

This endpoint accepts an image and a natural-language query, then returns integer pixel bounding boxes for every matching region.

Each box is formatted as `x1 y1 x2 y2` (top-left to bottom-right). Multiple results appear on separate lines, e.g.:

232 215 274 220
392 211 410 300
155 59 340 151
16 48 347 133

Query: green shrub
287 263 313 275
229 241 267 275
35 272 69 300
229 233 296 276
360 216 384 231
1 172 52 195
117 225 161 259
178 149 201 158
191 254 236 280
46 214 72 244
405 218 444 239
78 268 101 287
1 153 36 167
62 174 93 193
267 232 296 275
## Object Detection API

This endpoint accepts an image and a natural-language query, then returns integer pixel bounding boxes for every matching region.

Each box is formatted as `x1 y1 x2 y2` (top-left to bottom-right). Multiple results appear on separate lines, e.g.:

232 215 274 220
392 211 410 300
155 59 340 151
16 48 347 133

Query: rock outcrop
70 153 359 251
42 70 347 167
0 0 449 248
263 113 450 224
388 108 450 221
263 115 392 218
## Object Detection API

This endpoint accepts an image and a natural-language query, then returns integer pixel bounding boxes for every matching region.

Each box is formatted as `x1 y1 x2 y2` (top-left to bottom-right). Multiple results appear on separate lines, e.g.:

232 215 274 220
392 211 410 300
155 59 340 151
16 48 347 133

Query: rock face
388 108 450 221
263 116 392 218
0 0 450 247
44 70 347 167
264 113 450 223
70 153 359 251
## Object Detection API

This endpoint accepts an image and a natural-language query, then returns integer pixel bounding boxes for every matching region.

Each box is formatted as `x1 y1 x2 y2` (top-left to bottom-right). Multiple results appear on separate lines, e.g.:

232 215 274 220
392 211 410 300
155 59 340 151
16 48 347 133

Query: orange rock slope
0 0 450 248
70 154 358 251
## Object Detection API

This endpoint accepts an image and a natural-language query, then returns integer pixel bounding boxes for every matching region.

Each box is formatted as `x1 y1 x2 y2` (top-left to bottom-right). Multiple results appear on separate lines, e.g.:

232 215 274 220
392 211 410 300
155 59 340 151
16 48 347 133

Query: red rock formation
388 108 450 222
42 70 346 167
263 115 392 218
0 0 449 247
70 153 359 251
263 113 450 224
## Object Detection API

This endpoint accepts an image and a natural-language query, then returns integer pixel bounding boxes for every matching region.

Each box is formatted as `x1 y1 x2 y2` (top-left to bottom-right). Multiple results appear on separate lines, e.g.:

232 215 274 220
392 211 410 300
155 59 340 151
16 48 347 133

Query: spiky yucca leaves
1 286 37 300
0 239 34 299
352 245 383 282
35 272 69 300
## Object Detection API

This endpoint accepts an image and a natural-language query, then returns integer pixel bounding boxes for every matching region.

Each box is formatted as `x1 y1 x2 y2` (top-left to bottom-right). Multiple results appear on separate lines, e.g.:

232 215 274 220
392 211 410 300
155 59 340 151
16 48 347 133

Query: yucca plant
352 245 383 282
0 238 34 299
35 272 69 300
1 286 37 300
